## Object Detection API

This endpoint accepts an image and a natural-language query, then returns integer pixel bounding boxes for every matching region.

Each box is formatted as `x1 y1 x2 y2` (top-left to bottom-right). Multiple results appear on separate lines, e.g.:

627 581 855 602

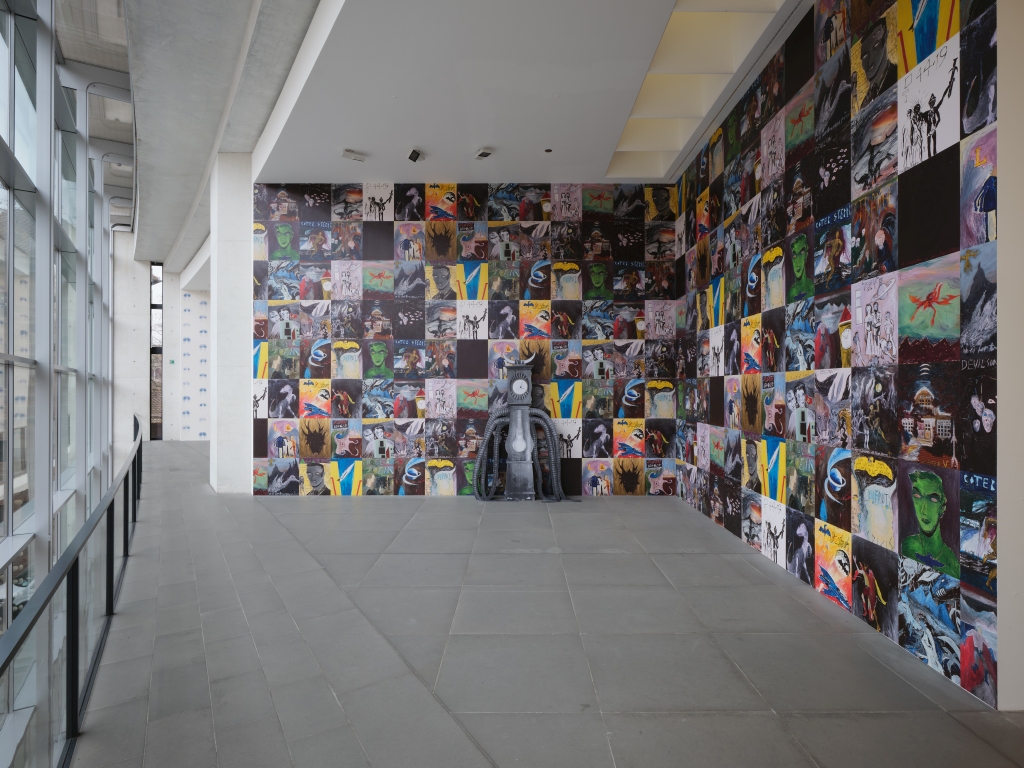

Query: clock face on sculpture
507 366 533 405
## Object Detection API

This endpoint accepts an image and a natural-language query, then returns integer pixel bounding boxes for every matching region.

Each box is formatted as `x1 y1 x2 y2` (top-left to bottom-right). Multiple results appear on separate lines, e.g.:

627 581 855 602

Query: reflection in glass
61 131 77 240
54 496 74 559
150 263 162 305
12 366 34 529
59 371 75 486
60 251 76 367
13 193 36 360
0 182 8 354
13 17 36 183
0 10 10 146
11 547 33 621
150 307 161 347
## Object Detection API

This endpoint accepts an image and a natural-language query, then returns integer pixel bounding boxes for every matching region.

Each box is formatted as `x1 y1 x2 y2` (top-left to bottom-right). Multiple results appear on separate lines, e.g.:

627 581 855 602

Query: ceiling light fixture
475 148 492 159
545 148 553 153
341 149 365 162
408 149 422 162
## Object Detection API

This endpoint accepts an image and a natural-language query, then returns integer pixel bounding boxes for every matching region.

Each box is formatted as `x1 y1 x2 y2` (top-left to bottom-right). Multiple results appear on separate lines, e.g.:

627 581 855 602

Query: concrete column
999 2 1023 712
209 153 253 492
162 270 181 440
112 229 150 468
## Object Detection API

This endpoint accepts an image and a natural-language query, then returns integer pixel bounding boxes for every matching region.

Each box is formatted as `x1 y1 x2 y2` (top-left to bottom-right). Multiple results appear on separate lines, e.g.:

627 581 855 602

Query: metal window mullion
5 9 11 160
33 8 57 760
75 71 87 533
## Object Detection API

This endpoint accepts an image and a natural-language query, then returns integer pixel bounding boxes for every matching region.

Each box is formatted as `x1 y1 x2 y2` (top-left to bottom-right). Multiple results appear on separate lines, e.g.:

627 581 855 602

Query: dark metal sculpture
474 365 573 502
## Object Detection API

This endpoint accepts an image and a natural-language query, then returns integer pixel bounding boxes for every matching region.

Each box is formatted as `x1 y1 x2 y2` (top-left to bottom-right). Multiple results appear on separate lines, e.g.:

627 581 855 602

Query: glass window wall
0 2 124 764
12 16 35 184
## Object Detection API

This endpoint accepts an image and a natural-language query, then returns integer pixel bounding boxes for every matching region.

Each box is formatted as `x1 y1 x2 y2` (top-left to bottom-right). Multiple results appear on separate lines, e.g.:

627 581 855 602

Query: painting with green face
786 231 814 302
898 465 960 578
363 340 393 379
271 223 301 261
583 262 613 300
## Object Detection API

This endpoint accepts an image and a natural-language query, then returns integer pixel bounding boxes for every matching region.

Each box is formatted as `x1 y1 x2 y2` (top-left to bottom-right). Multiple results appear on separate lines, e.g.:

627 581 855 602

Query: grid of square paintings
674 0 996 707
250 0 997 707
253 178 682 501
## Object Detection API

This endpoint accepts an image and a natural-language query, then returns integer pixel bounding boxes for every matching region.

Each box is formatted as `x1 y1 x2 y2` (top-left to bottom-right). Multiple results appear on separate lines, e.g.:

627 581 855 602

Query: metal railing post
0 415 144 762
105 501 115 616
137 445 142 507
132 450 139 523
66 557 80 739
123 469 130 556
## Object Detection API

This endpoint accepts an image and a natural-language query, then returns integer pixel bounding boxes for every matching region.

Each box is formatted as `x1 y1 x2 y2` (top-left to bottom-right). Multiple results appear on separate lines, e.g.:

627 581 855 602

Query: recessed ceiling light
475 148 492 159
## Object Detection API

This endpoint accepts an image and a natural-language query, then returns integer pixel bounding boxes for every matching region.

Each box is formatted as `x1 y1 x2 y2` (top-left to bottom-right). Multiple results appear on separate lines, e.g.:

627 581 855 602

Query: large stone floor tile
583 633 767 713
435 634 599 714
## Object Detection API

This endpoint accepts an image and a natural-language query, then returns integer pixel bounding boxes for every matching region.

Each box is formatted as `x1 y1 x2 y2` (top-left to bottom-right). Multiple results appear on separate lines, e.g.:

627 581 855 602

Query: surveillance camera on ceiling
408 149 421 162
475 148 492 159
341 149 365 162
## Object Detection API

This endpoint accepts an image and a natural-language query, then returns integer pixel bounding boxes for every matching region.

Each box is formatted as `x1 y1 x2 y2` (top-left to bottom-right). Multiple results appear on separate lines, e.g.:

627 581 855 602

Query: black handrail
0 414 145 765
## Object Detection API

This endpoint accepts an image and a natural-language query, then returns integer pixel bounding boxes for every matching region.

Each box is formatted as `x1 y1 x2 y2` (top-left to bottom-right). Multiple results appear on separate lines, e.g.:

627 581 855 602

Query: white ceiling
126 0 320 269
609 0 810 178
257 0 678 184
127 0 811 272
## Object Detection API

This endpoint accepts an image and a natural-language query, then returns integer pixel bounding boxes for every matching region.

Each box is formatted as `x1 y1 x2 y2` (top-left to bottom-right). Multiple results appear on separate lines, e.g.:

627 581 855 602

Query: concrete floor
70 441 1024 768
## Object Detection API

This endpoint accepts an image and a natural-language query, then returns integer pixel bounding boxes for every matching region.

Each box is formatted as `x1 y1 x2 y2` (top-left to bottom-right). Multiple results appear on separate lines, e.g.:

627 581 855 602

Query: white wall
999 0 1023 712
162 270 181 440
180 289 211 439
112 229 149 467
159 276 213 442
209 153 254 492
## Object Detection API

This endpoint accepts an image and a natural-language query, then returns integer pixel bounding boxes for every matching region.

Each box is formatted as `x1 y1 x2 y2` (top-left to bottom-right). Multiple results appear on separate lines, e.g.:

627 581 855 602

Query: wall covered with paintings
673 0 997 707
252 178 682 501
250 0 997 705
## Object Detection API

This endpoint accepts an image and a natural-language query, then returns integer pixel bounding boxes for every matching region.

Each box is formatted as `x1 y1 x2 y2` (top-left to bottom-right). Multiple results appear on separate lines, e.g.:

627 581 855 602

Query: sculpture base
502 461 536 501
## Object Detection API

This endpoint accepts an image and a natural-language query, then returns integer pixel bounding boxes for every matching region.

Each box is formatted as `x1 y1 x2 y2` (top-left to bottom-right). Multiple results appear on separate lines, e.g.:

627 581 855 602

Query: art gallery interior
0 0 1020 766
